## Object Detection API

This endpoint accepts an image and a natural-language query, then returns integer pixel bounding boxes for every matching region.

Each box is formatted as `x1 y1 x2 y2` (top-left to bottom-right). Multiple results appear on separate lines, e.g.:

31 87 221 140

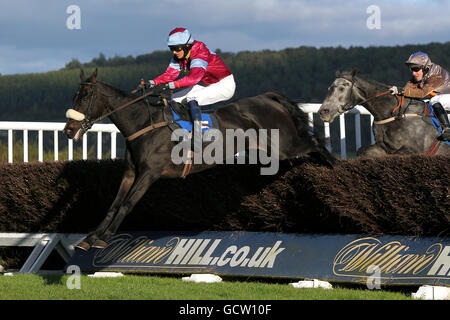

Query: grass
0 274 414 300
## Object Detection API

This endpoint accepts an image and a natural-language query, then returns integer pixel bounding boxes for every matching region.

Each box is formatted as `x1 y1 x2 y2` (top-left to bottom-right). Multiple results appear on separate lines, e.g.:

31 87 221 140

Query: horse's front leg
94 166 160 247
76 151 136 251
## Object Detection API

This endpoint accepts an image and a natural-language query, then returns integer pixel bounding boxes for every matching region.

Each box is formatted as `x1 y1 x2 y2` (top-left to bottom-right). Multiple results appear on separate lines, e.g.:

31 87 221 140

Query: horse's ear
91 68 98 84
335 70 341 78
351 68 359 77
80 68 86 82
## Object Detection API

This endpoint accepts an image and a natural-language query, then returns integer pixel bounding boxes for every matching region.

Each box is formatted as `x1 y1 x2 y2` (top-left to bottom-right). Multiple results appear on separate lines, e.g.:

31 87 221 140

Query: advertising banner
67 231 450 286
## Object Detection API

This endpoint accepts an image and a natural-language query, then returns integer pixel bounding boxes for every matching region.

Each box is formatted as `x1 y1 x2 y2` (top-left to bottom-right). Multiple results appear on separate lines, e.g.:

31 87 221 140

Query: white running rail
0 104 375 162
0 122 120 163
300 103 375 159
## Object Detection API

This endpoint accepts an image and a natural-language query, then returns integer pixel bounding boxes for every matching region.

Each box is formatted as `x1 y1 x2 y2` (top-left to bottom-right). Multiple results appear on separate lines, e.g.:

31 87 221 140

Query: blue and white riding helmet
167 27 194 51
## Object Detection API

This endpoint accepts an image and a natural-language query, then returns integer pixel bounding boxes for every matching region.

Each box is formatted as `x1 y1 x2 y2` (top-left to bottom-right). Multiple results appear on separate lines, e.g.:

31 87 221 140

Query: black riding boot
188 99 203 152
433 103 450 141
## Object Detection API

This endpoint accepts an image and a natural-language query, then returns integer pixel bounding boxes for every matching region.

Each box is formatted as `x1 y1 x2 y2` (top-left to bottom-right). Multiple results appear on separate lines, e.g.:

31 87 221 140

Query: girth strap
373 113 422 125
125 98 171 141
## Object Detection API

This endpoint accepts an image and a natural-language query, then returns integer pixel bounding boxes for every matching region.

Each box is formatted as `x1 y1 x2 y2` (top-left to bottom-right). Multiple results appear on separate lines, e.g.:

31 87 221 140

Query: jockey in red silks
138 27 236 150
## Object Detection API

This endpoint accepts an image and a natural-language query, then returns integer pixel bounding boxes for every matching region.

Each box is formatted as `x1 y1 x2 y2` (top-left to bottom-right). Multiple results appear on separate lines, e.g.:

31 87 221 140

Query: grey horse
319 71 449 156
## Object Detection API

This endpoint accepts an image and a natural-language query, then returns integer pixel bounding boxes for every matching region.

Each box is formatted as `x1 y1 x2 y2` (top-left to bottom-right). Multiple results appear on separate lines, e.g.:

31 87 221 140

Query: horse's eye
339 87 345 92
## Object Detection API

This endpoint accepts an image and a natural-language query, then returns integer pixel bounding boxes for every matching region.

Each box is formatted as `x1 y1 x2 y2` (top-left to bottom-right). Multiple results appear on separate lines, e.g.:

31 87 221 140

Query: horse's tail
266 92 336 167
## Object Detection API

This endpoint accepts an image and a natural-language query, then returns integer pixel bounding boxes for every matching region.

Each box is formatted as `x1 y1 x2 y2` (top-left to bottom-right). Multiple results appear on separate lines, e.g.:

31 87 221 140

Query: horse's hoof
75 241 91 251
92 239 108 249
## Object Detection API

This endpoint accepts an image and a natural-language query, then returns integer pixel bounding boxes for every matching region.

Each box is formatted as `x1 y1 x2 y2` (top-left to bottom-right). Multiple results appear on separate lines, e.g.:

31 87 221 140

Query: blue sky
0 0 449 75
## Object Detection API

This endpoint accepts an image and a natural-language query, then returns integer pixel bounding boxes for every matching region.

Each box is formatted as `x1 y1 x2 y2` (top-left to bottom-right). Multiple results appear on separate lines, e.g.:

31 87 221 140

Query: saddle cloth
168 101 220 134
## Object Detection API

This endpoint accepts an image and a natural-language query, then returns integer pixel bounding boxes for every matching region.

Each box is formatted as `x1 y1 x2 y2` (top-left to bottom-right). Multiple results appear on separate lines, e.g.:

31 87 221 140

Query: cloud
0 0 449 74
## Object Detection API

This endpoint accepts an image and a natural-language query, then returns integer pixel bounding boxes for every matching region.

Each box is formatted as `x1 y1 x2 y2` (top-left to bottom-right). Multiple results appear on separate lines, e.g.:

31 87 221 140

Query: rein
357 90 391 107
345 82 420 125
338 76 392 114
93 86 165 124
72 82 171 141
339 77 422 125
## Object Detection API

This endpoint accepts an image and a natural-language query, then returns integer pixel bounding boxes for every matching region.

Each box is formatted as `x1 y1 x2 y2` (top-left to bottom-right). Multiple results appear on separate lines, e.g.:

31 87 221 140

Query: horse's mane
340 71 390 90
99 81 137 99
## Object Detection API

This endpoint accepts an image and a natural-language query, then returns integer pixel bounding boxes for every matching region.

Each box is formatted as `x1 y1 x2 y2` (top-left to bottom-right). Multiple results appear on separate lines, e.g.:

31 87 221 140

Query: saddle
169 100 226 122
163 99 221 134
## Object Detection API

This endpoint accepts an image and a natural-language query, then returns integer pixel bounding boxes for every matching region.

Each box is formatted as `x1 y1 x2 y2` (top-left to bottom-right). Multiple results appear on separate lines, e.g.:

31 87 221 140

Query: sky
0 0 449 75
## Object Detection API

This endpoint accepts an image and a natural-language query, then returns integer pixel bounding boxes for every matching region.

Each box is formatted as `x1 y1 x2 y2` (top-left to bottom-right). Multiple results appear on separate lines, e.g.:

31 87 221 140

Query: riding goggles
410 66 422 72
169 45 184 52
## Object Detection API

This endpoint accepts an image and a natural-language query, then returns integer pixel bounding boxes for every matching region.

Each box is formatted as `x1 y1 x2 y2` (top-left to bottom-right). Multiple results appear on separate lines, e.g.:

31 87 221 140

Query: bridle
71 82 98 134
336 77 391 113
67 82 171 141
336 77 417 124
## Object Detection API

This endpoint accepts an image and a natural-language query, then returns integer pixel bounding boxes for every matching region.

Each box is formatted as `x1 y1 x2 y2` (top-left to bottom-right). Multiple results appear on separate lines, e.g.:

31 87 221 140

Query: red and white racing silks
152 40 232 88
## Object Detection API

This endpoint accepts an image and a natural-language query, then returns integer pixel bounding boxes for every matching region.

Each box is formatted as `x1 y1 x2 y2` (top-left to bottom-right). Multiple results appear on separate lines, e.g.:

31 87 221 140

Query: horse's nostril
321 109 329 115
63 127 72 136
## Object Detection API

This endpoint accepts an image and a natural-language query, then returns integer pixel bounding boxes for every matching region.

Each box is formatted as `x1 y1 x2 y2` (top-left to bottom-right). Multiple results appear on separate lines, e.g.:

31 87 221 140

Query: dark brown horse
64 69 335 250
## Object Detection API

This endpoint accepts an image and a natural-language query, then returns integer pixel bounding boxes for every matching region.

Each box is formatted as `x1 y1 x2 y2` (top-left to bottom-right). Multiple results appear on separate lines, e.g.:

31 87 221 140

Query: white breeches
430 94 450 112
172 74 236 106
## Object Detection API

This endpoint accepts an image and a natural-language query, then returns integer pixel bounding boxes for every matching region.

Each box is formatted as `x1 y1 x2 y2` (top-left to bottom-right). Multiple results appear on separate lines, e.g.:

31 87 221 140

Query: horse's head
319 70 360 123
64 68 104 141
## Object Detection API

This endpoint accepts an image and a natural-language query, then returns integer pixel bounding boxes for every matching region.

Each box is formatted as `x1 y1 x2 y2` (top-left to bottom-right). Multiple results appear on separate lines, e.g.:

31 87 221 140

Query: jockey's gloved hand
389 86 403 95
152 83 171 95
136 80 155 92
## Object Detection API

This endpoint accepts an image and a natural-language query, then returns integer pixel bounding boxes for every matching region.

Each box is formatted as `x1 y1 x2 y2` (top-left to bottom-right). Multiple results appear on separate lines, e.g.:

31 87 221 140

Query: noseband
66 82 98 134
80 82 97 133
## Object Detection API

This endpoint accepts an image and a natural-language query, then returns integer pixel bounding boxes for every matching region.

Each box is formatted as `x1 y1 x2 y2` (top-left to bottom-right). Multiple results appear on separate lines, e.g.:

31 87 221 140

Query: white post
324 122 331 152
54 131 58 161
97 131 102 160
82 134 87 160
111 132 117 159
8 129 13 163
339 114 346 159
68 139 73 160
308 112 314 136
38 130 43 162
23 129 28 163
370 115 375 144
355 113 361 152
